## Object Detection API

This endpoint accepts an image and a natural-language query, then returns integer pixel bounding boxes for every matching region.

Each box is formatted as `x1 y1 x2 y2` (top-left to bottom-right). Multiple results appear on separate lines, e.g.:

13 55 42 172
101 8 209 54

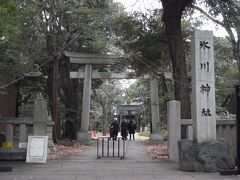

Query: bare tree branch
192 4 224 27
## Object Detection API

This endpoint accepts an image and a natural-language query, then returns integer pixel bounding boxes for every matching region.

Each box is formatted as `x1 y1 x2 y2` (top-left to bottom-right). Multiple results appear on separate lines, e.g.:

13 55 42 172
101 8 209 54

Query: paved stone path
0 137 239 180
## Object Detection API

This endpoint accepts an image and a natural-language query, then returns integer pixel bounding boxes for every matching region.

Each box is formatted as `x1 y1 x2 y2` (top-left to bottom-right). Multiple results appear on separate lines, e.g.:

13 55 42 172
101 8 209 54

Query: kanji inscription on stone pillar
191 30 216 143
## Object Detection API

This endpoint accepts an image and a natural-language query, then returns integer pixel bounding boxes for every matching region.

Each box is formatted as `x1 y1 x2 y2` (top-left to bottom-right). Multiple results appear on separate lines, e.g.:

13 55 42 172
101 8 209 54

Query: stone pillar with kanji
191 30 216 143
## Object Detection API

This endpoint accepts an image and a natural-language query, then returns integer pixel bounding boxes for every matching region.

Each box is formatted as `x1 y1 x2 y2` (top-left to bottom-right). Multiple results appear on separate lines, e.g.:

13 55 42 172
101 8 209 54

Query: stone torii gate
65 51 170 144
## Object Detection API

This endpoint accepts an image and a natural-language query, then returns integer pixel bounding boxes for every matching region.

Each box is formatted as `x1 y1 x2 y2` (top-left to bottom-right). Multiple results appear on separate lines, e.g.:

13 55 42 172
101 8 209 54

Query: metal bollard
97 138 99 159
97 137 126 159
118 138 120 157
102 138 104 157
107 138 110 157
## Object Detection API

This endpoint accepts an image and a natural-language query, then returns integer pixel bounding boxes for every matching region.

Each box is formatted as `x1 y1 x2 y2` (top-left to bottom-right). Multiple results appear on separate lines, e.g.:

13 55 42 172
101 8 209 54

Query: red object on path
109 127 113 138
92 130 97 137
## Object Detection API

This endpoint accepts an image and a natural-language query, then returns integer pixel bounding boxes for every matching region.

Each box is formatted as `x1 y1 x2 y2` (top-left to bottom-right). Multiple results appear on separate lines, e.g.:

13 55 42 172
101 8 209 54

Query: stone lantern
21 64 44 117
19 64 49 148
24 64 43 99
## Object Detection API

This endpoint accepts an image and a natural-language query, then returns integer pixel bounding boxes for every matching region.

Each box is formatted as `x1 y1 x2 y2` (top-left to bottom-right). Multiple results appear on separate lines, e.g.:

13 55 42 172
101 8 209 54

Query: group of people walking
110 119 136 140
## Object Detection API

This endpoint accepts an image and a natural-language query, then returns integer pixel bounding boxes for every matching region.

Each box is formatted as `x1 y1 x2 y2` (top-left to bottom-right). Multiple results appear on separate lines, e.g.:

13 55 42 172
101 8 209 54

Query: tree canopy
194 0 240 71
114 9 170 76
0 0 125 141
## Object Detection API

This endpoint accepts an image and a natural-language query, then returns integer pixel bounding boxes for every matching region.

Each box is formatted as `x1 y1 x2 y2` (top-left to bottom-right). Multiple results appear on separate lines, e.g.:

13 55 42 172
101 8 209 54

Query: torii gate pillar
77 64 92 144
149 77 163 144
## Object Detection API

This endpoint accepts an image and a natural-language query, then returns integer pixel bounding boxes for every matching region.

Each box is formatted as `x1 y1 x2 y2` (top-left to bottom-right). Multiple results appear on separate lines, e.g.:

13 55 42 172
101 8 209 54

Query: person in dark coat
110 120 119 140
128 119 136 140
120 119 128 140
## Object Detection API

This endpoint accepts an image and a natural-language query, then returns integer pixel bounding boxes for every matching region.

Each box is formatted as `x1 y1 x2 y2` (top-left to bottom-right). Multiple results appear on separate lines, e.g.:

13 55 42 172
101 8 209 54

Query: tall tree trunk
46 59 61 143
159 73 168 95
52 57 62 141
161 0 192 118
47 65 54 140
102 108 107 135
60 56 80 139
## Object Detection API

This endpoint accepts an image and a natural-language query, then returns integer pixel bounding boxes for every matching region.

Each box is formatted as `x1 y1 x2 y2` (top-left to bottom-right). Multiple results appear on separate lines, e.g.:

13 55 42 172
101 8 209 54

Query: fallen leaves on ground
48 140 89 160
144 142 168 160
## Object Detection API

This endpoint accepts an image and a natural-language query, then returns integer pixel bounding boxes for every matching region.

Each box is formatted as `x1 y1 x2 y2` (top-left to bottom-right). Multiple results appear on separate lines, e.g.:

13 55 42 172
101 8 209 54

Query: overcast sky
115 0 228 37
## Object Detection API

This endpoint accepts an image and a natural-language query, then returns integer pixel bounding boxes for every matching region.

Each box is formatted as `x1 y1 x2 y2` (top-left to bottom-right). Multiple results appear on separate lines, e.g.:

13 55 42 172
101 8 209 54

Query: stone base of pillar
149 133 163 144
77 132 92 145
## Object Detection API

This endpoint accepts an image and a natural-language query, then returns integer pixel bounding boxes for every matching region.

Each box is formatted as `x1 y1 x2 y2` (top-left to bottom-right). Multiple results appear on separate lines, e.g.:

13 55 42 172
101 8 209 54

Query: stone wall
0 118 54 148
14 121 54 147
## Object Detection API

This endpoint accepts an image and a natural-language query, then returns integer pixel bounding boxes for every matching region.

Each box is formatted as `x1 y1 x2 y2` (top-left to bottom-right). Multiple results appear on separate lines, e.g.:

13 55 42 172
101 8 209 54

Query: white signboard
26 136 48 163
